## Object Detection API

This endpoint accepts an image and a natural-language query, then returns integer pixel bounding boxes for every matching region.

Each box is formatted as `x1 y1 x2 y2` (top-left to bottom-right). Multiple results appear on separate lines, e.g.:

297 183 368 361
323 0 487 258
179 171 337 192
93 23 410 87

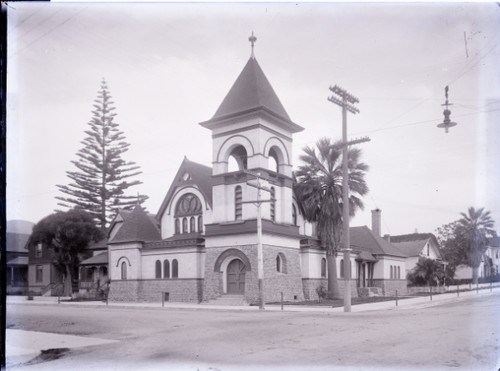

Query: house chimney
383 234 391 242
371 209 381 237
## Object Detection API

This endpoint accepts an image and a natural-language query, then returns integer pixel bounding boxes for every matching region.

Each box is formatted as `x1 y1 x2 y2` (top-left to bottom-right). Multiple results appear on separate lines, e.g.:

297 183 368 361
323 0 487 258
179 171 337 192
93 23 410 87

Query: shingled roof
110 205 161 244
391 233 441 258
157 157 214 219
200 57 303 133
350 226 407 258
6 232 30 253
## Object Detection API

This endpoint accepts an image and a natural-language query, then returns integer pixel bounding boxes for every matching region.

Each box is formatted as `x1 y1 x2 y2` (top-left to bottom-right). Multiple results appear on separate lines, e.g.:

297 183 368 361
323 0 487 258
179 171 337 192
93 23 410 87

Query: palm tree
408 257 444 287
456 207 496 284
294 138 368 299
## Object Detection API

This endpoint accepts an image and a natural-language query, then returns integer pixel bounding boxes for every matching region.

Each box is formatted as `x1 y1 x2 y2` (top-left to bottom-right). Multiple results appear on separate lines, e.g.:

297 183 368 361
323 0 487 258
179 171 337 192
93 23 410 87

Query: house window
235 186 242 220
292 204 297 226
427 244 430 256
390 266 393 279
35 243 43 258
36 265 43 282
163 260 170 278
190 217 195 233
270 187 276 222
321 258 327 278
172 259 178 278
276 255 281 272
175 219 180 234
340 259 344 278
398 266 401 279
182 218 188 233
198 216 203 233
496 250 498 259
155 260 161 279
121 261 127 280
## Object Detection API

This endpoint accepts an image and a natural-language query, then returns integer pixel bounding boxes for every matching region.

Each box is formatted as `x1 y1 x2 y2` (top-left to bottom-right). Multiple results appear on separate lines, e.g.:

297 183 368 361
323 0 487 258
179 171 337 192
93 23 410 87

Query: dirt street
5 293 500 370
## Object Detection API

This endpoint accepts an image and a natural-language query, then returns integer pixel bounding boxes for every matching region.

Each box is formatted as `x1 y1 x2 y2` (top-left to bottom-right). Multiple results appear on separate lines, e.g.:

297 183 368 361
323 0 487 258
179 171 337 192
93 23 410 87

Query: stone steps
205 294 248 306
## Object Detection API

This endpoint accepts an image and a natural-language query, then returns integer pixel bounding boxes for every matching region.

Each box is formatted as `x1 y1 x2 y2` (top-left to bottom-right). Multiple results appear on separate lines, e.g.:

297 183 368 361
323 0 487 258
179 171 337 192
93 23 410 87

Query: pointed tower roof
110 205 161 244
212 57 291 122
200 35 303 133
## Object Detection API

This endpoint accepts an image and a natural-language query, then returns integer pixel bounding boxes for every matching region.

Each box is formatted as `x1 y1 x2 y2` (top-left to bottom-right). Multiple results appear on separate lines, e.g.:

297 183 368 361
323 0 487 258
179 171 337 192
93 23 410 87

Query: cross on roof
249 32 257 59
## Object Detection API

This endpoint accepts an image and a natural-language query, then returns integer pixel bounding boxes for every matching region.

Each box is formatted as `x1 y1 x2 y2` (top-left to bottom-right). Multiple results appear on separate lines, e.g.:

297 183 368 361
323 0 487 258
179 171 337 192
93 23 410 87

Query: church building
99 36 408 304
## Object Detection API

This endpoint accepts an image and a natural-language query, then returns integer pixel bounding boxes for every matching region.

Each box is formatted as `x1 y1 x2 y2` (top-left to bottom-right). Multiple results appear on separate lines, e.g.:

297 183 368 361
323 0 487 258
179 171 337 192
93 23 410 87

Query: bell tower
199 34 305 304
199 34 304 225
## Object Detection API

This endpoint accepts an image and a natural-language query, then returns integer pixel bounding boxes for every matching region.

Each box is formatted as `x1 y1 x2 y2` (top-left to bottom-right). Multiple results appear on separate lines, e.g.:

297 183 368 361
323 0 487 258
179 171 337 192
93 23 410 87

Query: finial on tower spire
249 32 257 59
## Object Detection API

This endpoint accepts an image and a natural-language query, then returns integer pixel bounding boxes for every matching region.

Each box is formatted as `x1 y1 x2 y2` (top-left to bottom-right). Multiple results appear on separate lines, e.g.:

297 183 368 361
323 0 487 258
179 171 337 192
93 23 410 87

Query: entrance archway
227 259 246 294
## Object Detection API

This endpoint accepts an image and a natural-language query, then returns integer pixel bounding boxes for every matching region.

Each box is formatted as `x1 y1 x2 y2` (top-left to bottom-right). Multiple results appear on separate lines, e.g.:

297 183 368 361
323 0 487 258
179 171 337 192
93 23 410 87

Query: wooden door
227 259 246 294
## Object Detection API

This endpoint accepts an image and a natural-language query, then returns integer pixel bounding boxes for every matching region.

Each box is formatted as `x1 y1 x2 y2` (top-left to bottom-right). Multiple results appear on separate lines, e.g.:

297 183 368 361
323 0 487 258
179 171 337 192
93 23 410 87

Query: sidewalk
6 286 499 313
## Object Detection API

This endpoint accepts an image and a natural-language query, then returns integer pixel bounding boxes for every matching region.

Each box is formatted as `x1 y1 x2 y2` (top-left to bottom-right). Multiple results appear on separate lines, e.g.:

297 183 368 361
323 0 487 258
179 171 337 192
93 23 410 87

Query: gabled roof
80 251 108 266
200 57 303 133
6 232 30 253
391 233 441 258
350 226 407 258
157 157 214 219
110 205 161 244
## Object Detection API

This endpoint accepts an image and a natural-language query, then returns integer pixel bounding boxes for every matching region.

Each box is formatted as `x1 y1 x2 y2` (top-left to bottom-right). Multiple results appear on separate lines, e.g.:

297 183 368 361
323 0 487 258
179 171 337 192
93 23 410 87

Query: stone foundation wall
263 245 304 303
204 243 304 305
108 279 203 302
371 279 408 296
302 278 358 300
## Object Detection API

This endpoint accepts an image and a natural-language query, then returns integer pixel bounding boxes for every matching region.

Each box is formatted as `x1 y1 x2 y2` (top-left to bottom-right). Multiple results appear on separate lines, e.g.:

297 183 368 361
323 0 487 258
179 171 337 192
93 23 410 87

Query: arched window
155 260 161 279
163 260 170 279
270 187 276 222
276 253 287 273
269 148 279 173
292 204 297 226
198 216 203 233
175 193 203 234
321 258 327 278
340 259 344 278
172 259 178 278
398 266 401 279
121 261 127 280
235 186 242 220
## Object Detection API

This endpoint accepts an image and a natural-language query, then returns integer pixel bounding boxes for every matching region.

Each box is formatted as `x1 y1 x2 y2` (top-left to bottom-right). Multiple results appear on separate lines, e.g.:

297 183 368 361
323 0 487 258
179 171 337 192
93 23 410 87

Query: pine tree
56 80 148 230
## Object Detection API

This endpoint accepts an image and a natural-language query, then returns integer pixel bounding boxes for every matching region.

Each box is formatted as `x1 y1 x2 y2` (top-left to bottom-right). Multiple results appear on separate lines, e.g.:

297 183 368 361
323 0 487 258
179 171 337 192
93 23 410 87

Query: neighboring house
96 42 408 305
455 236 500 281
6 232 30 294
27 239 64 296
391 233 443 274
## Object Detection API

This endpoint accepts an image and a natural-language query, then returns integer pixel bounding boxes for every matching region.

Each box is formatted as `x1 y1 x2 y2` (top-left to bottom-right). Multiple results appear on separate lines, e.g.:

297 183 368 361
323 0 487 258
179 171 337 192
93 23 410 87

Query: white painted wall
141 248 205 279
160 186 213 239
204 232 299 250
108 243 142 280
373 257 406 279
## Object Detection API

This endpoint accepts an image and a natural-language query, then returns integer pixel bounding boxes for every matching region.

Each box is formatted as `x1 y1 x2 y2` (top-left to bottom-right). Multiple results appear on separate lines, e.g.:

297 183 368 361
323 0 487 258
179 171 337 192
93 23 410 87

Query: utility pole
328 85 369 313
241 170 274 310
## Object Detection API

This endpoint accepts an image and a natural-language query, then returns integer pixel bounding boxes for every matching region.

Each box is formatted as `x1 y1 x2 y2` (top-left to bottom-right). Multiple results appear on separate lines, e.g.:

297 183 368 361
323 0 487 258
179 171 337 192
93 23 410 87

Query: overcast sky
6 2 500 236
